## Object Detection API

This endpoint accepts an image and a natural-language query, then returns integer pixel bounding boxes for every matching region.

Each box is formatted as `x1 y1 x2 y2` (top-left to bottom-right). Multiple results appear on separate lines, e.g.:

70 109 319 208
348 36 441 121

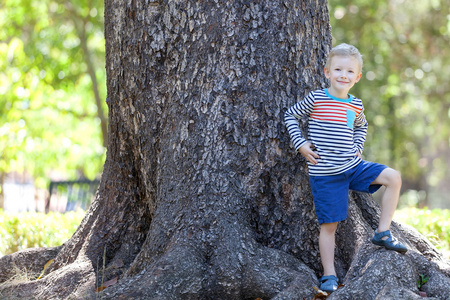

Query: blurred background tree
328 0 450 208
0 0 106 207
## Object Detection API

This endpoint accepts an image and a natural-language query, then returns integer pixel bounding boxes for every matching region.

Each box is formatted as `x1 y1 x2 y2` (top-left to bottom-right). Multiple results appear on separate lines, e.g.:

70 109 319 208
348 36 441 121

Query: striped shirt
285 89 368 176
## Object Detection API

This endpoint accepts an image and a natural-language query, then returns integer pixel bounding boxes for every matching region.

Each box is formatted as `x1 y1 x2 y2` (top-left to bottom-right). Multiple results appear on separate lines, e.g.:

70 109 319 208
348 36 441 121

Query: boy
284 43 407 293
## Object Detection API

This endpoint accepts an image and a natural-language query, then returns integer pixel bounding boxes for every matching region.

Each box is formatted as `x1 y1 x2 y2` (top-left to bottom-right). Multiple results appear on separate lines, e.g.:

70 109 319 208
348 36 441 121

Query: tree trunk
1 0 449 299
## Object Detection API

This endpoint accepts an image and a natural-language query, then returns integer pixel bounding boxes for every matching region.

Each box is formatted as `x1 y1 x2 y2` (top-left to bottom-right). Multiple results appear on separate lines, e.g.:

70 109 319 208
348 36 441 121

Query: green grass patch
0 209 85 257
396 207 450 259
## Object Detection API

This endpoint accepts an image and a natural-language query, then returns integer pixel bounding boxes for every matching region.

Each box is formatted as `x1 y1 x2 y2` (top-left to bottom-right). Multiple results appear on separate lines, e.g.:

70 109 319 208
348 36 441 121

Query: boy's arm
284 92 315 152
353 109 368 154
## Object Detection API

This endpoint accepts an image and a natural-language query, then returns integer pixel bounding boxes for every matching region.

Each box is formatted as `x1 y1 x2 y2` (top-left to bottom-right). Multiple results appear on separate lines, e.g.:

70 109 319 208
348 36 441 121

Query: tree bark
1 0 449 299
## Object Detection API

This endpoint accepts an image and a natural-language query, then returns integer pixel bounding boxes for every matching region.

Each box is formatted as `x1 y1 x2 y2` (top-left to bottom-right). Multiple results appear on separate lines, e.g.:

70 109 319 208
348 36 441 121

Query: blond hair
325 43 363 72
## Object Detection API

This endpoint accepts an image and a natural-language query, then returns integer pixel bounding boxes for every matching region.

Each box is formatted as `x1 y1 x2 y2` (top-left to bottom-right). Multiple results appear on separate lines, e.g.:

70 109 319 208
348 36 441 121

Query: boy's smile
324 56 362 99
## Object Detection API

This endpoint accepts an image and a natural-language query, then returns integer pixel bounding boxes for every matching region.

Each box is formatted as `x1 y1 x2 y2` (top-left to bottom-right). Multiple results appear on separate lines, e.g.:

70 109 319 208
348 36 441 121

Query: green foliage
0 0 106 187
0 209 85 256
396 207 450 258
328 0 450 206
418 274 429 289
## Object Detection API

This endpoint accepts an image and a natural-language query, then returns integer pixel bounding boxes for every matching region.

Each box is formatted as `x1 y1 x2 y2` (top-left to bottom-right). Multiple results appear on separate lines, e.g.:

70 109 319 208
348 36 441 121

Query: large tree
1 0 449 299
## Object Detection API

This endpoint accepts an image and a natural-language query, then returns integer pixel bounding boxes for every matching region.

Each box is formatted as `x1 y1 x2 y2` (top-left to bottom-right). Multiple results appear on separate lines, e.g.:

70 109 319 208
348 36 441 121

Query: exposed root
0 246 61 284
100 225 318 300
0 257 96 300
245 246 317 300
102 243 207 299
334 240 450 299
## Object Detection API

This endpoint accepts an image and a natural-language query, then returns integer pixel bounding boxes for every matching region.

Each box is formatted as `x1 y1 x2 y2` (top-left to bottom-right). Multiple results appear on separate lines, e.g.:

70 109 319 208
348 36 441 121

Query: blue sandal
371 230 407 253
319 275 338 293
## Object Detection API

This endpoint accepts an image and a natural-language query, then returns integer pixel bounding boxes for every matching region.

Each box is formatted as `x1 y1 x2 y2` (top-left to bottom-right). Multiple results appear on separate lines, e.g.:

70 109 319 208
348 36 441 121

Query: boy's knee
321 222 338 234
386 168 402 187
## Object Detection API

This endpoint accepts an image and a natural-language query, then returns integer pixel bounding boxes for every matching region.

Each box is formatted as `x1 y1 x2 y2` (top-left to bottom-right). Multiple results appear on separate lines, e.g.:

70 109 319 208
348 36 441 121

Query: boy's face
324 55 362 98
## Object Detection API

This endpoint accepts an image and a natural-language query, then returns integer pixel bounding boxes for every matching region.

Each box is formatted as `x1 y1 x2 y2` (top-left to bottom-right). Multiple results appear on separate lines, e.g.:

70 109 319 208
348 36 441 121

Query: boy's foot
371 230 407 253
319 275 338 293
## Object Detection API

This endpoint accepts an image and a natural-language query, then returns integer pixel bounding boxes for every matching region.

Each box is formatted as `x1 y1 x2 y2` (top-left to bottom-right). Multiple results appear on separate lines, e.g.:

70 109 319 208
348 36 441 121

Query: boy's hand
299 142 320 165
356 150 362 158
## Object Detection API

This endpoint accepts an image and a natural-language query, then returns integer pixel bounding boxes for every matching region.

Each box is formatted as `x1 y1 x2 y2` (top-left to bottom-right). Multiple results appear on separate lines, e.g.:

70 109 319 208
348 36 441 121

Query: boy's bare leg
371 168 402 233
319 222 338 276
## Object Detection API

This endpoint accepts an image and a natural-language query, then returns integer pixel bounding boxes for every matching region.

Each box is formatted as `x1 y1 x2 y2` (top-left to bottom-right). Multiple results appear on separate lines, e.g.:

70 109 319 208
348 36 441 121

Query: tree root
0 246 61 284
1 191 449 299
0 257 96 300
334 230 450 299
100 224 318 300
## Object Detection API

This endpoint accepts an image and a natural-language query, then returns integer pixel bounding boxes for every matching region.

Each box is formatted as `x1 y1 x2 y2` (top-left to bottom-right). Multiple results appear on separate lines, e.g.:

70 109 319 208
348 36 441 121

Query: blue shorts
309 161 387 224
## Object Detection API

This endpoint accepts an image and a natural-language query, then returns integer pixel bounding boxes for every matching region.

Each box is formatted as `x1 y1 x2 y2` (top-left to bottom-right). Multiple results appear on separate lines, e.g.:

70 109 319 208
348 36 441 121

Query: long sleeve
284 92 315 151
353 108 368 154
285 89 367 176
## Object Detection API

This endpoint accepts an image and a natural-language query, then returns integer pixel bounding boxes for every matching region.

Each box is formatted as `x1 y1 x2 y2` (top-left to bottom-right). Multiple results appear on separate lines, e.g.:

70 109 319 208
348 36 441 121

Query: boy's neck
327 87 351 100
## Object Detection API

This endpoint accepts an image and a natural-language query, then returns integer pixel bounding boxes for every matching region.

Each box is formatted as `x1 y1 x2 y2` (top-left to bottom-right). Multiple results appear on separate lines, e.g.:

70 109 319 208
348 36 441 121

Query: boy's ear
324 67 330 78
355 72 363 82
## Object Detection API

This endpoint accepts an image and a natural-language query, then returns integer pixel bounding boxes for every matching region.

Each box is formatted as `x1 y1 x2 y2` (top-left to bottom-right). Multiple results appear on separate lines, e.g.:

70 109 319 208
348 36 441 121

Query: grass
395 207 450 259
0 209 85 257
